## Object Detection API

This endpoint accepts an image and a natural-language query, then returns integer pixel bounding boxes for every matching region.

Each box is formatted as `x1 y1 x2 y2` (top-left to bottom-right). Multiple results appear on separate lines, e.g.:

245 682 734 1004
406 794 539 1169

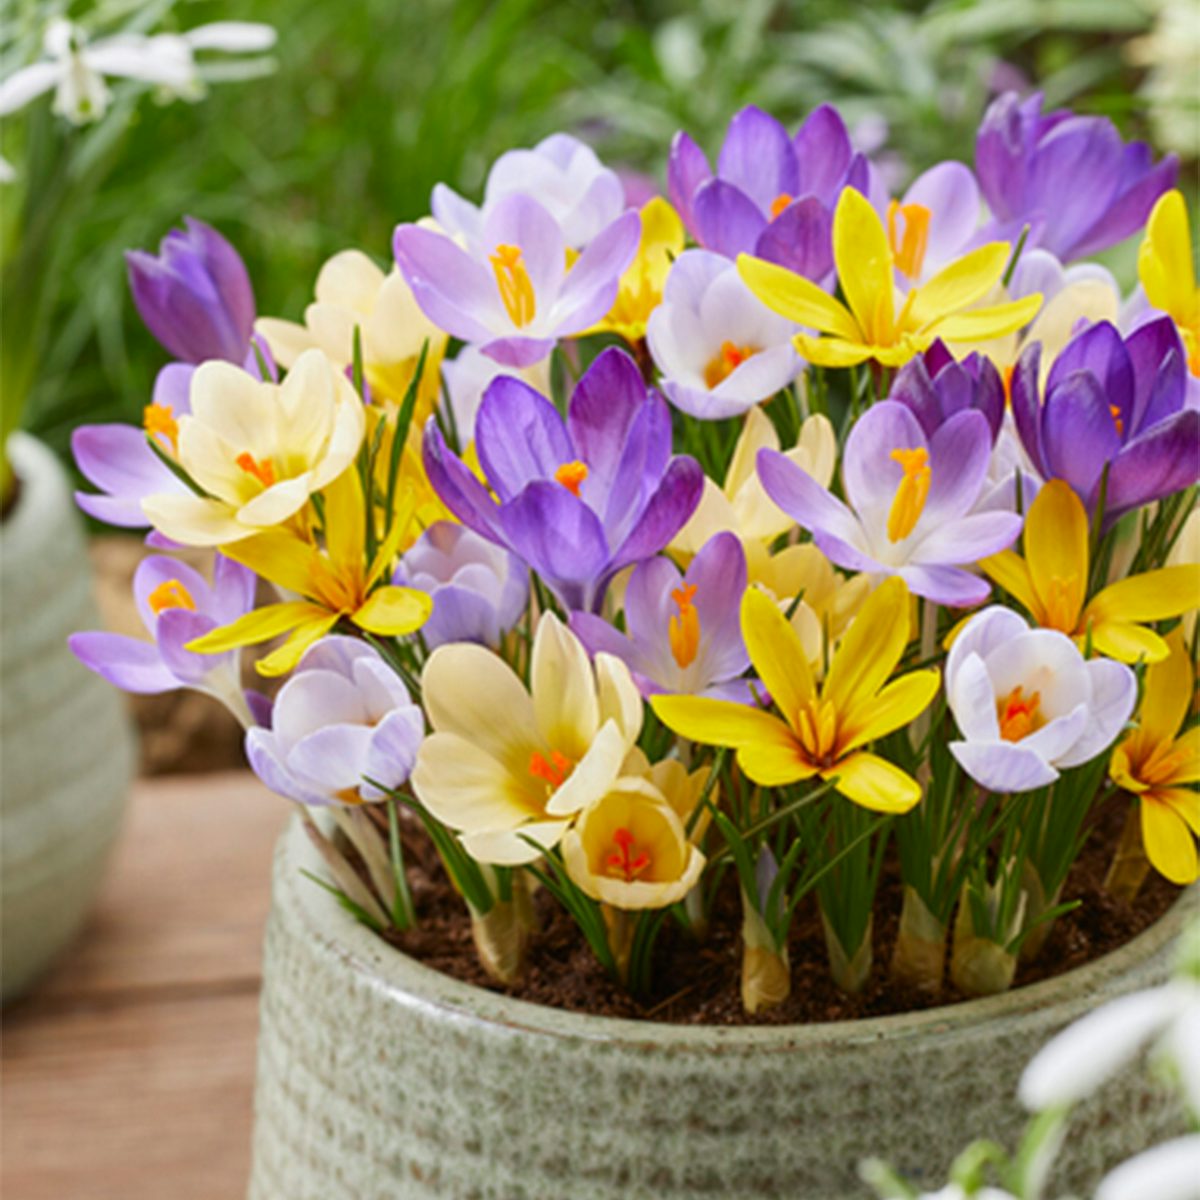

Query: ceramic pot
1 432 135 1002
248 816 1195 1200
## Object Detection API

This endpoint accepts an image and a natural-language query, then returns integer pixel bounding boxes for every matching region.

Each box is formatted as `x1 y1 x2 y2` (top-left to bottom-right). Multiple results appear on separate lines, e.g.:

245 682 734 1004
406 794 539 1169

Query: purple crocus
758 401 1023 607
667 103 875 280
126 216 257 364
570 532 749 700
891 341 1005 444
69 553 256 725
393 194 640 367
393 522 528 650
246 636 425 808
1010 316 1200 523
975 91 1178 263
422 346 704 612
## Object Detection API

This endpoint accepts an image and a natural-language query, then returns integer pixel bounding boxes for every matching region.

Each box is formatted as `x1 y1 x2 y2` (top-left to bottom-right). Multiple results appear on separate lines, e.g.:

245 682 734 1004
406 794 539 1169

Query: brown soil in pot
382 795 1181 1026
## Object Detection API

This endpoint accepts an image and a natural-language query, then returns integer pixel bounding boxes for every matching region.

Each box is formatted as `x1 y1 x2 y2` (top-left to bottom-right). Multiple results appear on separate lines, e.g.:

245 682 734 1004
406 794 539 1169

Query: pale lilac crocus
668 103 875 279
946 607 1137 793
431 132 626 252
246 636 425 807
423 346 703 612
758 400 1022 607
393 522 528 651
439 344 550 444
976 91 1178 263
393 193 639 368
884 160 984 288
570 532 750 699
69 553 256 726
646 249 801 420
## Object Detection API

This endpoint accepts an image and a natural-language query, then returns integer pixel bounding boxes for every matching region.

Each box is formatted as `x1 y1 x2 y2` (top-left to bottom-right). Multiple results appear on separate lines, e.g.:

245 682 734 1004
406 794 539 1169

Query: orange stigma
147 578 196 615
489 242 536 327
769 192 793 220
606 827 651 881
143 403 179 453
703 340 757 389
1002 364 1015 407
998 686 1043 742
235 452 276 489
668 582 701 669
528 749 572 791
1110 404 1125 437
887 447 932 542
886 199 932 280
554 460 589 497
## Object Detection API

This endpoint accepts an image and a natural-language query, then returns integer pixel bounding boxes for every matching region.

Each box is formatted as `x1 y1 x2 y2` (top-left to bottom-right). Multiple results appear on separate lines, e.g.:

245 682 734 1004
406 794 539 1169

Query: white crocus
411 613 643 865
647 249 802 420
946 607 1137 793
1097 1136 1200 1200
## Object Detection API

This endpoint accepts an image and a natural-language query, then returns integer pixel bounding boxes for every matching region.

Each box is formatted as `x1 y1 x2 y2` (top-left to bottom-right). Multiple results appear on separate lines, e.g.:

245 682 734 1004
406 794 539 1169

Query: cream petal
140 493 252 546
532 613 600 758
369 270 442 361
314 249 385 312
176 417 255 503
410 732 535 833
254 317 316 369
309 392 366 489
545 720 627 816
581 844 705 909
189 360 277 450
595 652 644 747
671 479 738 556
461 819 572 866
237 475 314 527
302 302 358 367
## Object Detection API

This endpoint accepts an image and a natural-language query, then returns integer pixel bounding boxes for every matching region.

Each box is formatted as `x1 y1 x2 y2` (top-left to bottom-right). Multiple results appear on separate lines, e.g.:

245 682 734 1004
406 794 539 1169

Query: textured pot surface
249 818 1195 1200
1 433 135 1002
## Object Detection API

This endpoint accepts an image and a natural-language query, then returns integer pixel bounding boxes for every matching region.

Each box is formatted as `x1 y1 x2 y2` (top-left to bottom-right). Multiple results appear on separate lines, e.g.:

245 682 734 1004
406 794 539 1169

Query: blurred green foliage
0 0 1184 456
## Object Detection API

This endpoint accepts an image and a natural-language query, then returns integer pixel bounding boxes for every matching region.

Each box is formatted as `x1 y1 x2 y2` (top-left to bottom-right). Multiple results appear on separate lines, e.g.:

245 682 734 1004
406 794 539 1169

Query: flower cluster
72 97 1198 1012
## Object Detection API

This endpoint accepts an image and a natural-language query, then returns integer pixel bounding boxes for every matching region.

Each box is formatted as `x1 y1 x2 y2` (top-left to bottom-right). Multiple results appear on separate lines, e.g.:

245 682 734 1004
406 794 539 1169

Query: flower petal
826 751 922 813
740 586 814 727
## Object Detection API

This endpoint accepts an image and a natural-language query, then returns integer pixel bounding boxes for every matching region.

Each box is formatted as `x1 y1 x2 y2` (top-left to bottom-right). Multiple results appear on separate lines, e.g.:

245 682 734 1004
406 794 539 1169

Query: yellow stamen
489 243 536 327
1138 739 1188 787
769 192 793 220
887 447 932 542
796 698 839 765
235 452 276 489
554 460 589 497
606 827 651 881
703 340 757 389
143 403 179 453
998 686 1042 742
668 583 701 669
147 578 196 615
1042 576 1079 633
528 749 572 791
886 199 933 281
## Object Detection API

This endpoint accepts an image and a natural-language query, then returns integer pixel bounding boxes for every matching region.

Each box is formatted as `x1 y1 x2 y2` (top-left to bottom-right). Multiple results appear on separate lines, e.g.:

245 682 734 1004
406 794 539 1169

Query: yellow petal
1089 620 1171 664
1170 728 1200 784
222 529 320 597
1110 742 1149 794
740 586 814 727
185 600 329 654
792 334 875 368
1141 795 1199 885
737 254 860 342
1139 190 1197 323
905 243 1010 331
353 585 432 636
322 466 367 574
929 294 1044 343
823 751 922 814
1087 565 1200 625
1161 786 1200 835
1026 480 1088 632
979 549 1042 620
255 613 341 677
839 668 940 753
737 740 817 788
824 576 912 716
640 196 685 265
1141 631 1193 744
832 187 894 343
650 694 797 754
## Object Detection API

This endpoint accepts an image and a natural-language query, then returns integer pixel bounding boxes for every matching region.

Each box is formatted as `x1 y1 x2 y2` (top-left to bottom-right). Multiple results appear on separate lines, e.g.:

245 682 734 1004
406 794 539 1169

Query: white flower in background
1095 1136 1200 1200
0 17 275 127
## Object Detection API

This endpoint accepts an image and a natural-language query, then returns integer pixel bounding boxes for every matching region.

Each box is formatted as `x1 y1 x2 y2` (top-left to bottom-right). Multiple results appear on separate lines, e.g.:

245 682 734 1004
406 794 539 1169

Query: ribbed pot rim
279 815 1199 1049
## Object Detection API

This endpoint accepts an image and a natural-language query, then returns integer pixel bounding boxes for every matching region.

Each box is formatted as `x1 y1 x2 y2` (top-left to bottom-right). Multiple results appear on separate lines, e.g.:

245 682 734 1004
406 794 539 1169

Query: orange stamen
606 827 651 881
528 749 572 791
143 403 179 453
703 340 757 389
554 460 589 497
147 578 196 615
886 199 933 280
769 192 793 220
1110 404 1125 437
668 582 701 669
236 452 276 489
1002 364 1015 407
998 686 1042 742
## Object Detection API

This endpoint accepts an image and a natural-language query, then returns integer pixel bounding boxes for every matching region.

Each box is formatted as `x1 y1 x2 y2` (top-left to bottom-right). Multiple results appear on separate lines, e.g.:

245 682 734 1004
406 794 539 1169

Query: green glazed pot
248 817 1195 1200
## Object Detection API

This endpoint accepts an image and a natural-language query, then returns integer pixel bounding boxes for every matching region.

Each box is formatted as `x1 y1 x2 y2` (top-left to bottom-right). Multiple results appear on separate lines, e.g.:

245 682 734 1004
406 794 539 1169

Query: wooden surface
2 771 287 1200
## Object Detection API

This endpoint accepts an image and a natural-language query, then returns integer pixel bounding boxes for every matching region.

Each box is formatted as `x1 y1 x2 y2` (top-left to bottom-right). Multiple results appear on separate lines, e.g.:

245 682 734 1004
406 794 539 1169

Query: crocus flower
431 132 627 252
1097 1138 1200 1200
439 344 550 444
561 779 705 910
890 342 1005 444
141 349 365 546
186 468 432 675
758 399 1023 607
668 103 872 279
393 194 640 367
1009 317 1199 524
1138 190 1199 378
1110 630 1200 884
422 346 704 612
982 480 1200 664
570 531 749 699
646 249 801 420
255 248 446 416
245 636 424 807
883 160 984 288
126 217 256 365
393 521 527 651
945 606 1137 793
653 579 939 813
739 187 1042 369
975 90 1178 264
411 612 643 864
70 552 255 726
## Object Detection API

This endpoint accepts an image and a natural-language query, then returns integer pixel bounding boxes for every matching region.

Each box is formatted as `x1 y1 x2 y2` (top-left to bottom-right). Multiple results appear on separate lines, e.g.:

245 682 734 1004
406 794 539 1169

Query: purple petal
622 555 681 661
422 421 503 541
925 409 992 522
421 584 502 650
693 180 768 259
569 611 645 677
69 631 177 694
567 347 650 496
686 531 750 679
1126 316 1187 435
596 391 674 547
1010 342 1047 477
1047 321 1133 421
758 448 861 545
480 194 565 301
156 608 224 684
793 104 855 203
607 456 705 580
212 553 257 624
72 423 181 527
667 130 712 240
475 375 572 502
1065 151 1178 261
754 196 833 280
903 161 981 269
975 91 1037 223
245 729 332 807
182 217 256 353
951 739 1059 792
898 563 991 608
393 224 497 341
717 105 798 215
1042 371 1122 502
552 210 641 330
910 510 1023 568
479 335 557 368
153 361 195 417
362 708 426 797
890 357 942 440
1105 410 1200 520
813 530 884 576
133 554 213 632
842 400 928 523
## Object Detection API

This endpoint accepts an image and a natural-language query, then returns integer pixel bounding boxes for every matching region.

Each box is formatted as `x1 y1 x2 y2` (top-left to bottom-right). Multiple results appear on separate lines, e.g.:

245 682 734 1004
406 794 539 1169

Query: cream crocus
671 408 836 560
411 612 643 864
256 249 447 416
561 777 705 909
141 349 365 546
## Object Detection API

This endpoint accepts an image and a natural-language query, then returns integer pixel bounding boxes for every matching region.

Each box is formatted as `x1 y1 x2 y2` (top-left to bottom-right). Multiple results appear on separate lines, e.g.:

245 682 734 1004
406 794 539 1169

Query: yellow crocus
1110 629 1200 883
737 187 1043 369
651 577 939 813
1139 190 1200 377
981 480 1200 664
187 468 432 676
589 197 684 343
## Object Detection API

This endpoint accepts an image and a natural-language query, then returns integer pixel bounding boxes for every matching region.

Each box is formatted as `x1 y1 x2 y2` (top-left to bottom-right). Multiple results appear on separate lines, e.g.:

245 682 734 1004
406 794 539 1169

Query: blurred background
3 0 1197 464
